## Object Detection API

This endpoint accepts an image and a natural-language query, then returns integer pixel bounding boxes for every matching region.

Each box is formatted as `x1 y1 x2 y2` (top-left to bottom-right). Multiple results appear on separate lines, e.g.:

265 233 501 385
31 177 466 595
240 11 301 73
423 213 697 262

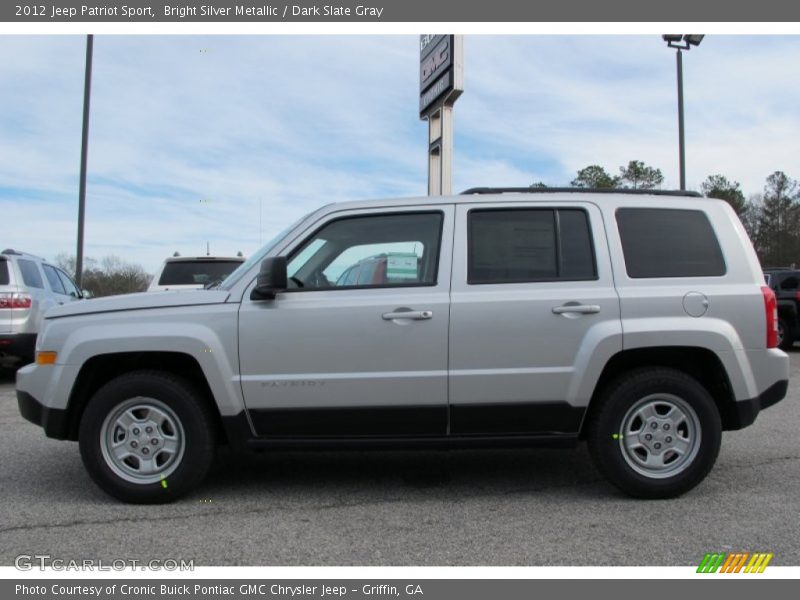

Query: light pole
76 34 94 288
662 34 704 191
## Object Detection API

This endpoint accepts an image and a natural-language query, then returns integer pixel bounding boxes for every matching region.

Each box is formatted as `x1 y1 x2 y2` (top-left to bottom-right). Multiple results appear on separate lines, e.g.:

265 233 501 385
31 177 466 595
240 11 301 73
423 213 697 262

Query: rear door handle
382 310 433 321
552 304 600 315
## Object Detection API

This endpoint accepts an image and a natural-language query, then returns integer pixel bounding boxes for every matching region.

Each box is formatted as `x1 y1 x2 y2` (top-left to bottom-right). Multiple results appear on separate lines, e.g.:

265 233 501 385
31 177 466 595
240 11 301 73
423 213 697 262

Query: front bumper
17 390 72 439
727 379 789 430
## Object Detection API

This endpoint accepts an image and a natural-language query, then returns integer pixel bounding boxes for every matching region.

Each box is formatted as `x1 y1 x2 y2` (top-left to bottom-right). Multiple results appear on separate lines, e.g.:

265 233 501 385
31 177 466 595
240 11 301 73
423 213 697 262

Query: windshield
218 216 308 291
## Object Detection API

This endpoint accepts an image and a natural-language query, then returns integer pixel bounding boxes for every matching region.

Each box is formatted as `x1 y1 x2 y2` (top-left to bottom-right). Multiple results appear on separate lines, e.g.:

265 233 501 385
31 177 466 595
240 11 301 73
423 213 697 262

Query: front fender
35 304 244 416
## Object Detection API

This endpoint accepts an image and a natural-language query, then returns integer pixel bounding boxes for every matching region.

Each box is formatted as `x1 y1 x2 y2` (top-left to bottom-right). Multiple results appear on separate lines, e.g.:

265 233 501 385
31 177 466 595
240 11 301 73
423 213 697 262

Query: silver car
1 249 83 364
16 190 790 502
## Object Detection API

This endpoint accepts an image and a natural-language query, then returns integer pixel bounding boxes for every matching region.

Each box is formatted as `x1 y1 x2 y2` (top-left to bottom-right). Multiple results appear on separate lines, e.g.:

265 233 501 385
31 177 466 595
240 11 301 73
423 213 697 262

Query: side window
42 264 66 295
287 212 443 290
57 269 81 298
780 276 799 290
616 208 726 278
17 259 44 289
468 208 596 284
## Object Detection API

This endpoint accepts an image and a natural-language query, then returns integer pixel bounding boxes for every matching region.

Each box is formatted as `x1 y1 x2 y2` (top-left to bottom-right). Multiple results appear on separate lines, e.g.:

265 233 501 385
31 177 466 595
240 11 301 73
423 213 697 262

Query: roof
1 248 47 261
317 188 715 216
462 187 702 197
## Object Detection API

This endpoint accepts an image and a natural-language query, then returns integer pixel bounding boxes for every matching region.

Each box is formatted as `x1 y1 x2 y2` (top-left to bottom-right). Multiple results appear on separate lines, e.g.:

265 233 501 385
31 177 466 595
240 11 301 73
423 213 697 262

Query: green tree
751 171 800 268
571 165 619 189
701 174 747 214
618 160 664 190
529 181 548 188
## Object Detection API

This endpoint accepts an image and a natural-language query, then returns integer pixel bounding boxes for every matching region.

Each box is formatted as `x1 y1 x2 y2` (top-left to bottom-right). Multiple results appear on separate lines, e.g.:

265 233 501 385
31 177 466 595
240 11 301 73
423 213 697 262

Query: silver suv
16 190 790 503
1 249 83 365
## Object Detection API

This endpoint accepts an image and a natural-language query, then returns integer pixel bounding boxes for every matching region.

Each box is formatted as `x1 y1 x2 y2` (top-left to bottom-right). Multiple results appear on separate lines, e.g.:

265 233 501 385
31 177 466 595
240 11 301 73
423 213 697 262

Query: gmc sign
419 34 463 117
420 36 452 91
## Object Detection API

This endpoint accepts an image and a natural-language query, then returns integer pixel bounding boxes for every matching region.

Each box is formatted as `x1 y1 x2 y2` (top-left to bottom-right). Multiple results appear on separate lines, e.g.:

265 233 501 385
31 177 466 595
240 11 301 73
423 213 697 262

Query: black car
764 268 800 350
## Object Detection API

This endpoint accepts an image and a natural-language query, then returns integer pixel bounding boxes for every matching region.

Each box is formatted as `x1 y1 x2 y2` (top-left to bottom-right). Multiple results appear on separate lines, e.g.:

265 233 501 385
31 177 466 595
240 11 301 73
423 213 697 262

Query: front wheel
587 368 721 499
79 371 216 503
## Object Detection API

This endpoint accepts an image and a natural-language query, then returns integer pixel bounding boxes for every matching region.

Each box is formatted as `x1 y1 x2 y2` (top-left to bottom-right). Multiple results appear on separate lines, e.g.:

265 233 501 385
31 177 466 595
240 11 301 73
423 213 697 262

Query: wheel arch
579 346 737 438
64 352 228 443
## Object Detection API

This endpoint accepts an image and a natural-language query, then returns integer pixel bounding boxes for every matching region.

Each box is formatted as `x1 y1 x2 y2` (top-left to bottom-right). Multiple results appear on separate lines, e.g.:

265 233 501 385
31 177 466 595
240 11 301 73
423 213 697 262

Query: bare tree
55 254 151 297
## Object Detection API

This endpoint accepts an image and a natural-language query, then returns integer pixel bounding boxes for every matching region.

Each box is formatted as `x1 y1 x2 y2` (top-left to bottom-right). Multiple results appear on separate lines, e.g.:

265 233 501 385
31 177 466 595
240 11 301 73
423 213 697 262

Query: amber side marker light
36 352 58 365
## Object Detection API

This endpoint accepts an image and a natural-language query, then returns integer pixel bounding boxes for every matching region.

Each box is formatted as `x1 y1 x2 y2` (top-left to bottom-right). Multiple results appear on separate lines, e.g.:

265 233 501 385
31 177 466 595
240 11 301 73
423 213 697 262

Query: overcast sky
1 35 799 273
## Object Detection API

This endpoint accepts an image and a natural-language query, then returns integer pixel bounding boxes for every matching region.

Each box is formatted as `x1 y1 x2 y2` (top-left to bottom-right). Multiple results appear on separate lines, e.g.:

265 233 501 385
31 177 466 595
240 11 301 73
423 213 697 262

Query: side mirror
250 257 288 301
81 289 93 299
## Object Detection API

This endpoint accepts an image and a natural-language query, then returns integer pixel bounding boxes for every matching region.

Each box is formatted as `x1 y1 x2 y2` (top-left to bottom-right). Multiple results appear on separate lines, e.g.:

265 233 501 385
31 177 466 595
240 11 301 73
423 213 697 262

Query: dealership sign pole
420 35 463 196
76 34 93 288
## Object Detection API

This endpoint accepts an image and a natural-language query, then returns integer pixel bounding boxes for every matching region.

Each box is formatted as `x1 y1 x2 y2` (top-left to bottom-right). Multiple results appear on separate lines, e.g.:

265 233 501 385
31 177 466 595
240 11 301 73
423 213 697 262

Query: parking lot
1 353 799 567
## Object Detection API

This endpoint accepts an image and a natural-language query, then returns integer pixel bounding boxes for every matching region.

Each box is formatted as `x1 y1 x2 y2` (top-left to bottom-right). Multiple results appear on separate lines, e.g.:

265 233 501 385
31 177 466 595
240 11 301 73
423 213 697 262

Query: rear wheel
79 371 216 503
587 367 721 498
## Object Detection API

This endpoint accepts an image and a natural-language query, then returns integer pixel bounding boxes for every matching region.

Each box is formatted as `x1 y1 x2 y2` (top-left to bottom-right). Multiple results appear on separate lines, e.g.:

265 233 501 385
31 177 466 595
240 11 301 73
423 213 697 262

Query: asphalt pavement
1 354 798 566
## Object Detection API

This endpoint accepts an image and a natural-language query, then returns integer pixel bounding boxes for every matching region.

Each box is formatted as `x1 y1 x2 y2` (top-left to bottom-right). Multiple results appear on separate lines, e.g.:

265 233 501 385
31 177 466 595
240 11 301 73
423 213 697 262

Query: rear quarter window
0 260 9 285
616 208 726 278
18 259 45 289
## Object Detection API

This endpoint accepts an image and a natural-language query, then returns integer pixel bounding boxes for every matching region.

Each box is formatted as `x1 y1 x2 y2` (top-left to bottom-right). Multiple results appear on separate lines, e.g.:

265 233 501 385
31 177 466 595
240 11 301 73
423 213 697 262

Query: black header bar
4 0 800 22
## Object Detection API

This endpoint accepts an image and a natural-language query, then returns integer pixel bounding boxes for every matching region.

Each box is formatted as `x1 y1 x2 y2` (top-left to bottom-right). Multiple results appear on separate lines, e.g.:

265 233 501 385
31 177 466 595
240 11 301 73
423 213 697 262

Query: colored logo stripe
697 552 773 573
745 553 773 573
697 553 726 573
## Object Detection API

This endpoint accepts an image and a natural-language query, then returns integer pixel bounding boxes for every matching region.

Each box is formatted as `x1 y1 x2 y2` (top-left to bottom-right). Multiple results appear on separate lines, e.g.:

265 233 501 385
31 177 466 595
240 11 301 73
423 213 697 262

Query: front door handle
552 304 600 315
382 310 433 321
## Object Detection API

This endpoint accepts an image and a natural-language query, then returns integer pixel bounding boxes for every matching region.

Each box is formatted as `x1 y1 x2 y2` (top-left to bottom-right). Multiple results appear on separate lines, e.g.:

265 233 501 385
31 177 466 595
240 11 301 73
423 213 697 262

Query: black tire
79 371 216 503
587 367 721 499
778 317 795 351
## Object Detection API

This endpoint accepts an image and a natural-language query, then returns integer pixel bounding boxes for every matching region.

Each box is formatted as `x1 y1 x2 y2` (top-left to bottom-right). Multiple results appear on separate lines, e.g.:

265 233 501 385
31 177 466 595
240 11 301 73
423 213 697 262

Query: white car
148 256 245 292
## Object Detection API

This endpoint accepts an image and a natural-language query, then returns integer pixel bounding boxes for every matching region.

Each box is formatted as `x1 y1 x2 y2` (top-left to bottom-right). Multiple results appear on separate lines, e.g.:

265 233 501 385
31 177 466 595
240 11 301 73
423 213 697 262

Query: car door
55 268 82 303
41 264 72 305
238 206 454 437
448 201 621 436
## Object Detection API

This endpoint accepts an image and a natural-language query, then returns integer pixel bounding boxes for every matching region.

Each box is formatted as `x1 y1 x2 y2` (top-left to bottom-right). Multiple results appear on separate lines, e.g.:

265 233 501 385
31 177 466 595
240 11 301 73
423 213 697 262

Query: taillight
0 292 32 309
761 286 778 348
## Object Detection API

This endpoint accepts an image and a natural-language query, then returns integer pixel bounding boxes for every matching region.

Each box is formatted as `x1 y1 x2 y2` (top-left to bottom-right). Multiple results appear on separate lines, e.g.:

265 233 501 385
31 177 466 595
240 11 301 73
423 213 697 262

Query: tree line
56 254 151 297
538 161 800 269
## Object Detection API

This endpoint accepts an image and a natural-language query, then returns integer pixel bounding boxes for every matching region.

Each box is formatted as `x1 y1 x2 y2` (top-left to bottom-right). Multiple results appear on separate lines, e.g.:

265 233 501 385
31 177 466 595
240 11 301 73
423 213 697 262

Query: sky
1 34 799 273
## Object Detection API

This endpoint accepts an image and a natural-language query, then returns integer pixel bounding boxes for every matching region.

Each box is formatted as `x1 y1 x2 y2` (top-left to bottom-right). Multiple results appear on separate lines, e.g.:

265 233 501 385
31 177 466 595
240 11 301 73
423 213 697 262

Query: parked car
1 249 83 364
763 267 800 350
335 252 421 287
148 255 245 291
17 189 789 503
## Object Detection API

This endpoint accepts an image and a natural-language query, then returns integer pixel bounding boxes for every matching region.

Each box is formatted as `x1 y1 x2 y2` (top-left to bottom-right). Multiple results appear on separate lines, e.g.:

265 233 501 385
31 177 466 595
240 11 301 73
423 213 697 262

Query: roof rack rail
1 248 21 255
460 187 703 198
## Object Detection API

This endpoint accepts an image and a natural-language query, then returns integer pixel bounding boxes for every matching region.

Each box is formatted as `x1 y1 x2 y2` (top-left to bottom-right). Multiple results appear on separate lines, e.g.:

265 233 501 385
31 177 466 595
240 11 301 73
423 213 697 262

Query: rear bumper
0 333 35 361
727 379 789 430
17 390 71 439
